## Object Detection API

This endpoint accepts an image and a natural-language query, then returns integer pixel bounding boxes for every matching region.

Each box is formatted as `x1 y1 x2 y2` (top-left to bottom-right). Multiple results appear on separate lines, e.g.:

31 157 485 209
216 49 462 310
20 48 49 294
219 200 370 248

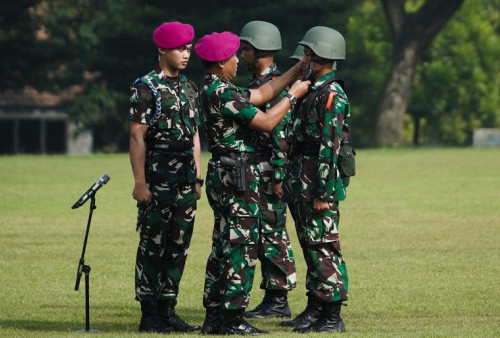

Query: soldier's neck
159 59 179 78
254 57 274 75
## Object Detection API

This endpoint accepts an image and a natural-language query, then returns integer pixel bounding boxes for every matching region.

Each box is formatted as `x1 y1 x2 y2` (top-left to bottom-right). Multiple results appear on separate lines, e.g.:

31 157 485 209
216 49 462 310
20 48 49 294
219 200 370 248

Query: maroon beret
195 31 240 62
153 21 194 49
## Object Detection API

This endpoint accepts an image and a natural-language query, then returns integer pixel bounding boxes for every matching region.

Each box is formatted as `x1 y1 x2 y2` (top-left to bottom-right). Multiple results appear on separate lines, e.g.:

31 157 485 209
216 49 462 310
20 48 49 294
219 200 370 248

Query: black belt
211 152 259 164
150 140 193 152
290 142 320 156
256 147 273 158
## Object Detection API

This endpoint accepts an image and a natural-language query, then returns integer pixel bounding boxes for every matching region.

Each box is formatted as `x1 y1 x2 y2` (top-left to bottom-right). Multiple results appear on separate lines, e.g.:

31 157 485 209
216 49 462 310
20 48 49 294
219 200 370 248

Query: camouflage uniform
129 67 200 302
200 73 261 310
248 63 296 292
283 71 350 303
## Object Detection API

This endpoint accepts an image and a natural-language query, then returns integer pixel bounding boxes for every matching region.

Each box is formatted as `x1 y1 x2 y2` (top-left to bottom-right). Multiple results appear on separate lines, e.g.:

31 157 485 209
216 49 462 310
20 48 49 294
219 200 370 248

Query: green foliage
2 0 499 149
0 0 47 91
344 0 500 146
408 0 500 145
344 1 392 146
1 149 499 336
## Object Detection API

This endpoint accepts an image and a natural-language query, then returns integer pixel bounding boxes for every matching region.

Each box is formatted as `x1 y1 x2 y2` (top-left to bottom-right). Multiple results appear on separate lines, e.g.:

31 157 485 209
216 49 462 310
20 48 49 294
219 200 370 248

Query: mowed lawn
0 148 499 337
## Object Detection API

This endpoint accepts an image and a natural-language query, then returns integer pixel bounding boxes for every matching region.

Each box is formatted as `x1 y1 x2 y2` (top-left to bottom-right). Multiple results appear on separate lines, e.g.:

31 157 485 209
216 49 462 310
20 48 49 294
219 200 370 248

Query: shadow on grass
0 306 207 333
0 318 135 333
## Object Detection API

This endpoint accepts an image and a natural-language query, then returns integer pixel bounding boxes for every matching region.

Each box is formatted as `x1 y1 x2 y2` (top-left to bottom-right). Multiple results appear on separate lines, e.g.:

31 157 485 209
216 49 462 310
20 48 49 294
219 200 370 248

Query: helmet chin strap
303 59 315 81
247 48 266 73
246 61 256 72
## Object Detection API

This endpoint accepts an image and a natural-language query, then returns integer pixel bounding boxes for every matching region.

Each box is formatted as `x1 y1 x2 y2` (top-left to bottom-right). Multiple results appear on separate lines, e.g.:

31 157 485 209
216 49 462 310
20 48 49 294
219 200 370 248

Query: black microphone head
100 174 110 184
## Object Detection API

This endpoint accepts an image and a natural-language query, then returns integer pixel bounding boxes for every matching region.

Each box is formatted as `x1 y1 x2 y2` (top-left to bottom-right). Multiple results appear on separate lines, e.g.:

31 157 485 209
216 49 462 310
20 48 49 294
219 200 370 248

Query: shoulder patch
326 92 335 110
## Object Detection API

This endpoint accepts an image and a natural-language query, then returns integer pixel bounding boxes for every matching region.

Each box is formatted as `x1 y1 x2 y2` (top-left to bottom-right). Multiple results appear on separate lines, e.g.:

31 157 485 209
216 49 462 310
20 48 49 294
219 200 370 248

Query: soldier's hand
289 80 311 99
313 198 329 212
133 183 152 204
195 182 202 200
272 181 283 199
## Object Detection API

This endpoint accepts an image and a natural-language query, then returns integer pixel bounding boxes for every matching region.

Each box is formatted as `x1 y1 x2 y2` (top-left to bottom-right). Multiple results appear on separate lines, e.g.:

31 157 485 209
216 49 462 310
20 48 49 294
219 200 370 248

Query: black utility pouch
339 142 356 187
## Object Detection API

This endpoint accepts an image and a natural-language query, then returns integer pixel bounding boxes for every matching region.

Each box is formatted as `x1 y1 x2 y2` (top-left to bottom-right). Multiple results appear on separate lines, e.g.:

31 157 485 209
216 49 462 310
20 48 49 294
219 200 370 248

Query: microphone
71 174 110 209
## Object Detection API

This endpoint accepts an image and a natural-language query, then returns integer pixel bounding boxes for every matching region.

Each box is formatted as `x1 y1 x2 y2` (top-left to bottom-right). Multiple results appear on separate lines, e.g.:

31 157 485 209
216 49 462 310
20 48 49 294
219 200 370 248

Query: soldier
238 21 296 320
194 31 310 335
289 45 304 62
281 26 353 333
128 21 202 333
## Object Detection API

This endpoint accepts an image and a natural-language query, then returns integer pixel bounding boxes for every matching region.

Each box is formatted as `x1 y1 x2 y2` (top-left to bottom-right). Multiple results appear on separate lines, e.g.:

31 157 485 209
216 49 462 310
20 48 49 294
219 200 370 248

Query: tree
408 0 500 145
373 0 464 146
65 0 358 151
0 1 47 91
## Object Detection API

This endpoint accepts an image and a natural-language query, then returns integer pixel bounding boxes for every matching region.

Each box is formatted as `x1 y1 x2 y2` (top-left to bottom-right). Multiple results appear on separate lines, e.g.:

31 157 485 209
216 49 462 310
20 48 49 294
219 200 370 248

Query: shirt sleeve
316 83 346 201
269 90 289 182
129 82 152 125
219 85 258 126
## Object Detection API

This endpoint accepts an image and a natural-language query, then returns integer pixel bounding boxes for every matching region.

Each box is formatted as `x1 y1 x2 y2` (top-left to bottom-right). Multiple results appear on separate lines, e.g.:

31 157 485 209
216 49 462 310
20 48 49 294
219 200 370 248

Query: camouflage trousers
288 201 348 302
257 160 296 291
203 160 260 310
135 183 197 301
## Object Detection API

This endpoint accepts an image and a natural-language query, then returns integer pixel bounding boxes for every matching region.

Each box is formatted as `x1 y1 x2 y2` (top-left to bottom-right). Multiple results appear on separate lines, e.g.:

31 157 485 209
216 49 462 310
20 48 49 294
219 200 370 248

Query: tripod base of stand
76 329 99 333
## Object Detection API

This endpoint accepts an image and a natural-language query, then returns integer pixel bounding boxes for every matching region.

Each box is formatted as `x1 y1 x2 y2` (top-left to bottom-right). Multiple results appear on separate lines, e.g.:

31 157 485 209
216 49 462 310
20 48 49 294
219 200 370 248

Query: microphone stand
74 195 99 333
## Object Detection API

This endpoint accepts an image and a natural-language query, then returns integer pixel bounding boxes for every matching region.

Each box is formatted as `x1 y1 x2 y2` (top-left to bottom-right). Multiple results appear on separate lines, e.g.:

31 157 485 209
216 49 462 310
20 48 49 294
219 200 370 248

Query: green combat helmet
289 45 304 61
298 26 345 60
239 20 282 51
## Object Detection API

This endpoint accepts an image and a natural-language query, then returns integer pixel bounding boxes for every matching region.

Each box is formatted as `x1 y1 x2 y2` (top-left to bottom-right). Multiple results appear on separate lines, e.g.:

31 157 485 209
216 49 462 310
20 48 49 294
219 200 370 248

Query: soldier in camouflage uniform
281 26 352 333
129 21 202 333
290 45 304 62
194 31 310 335
238 21 296 320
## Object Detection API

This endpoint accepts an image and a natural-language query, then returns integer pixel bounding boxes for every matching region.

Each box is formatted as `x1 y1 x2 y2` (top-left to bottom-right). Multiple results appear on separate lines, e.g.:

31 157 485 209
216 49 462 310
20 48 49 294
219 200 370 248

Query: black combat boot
279 293 322 329
158 299 200 332
138 300 174 333
294 300 345 333
220 309 269 335
244 290 291 319
201 306 222 335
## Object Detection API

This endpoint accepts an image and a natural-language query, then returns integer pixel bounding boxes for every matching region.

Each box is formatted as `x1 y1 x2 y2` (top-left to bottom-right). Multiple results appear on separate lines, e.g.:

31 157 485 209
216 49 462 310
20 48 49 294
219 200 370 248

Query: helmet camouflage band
239 20 282 51
299 26 345 60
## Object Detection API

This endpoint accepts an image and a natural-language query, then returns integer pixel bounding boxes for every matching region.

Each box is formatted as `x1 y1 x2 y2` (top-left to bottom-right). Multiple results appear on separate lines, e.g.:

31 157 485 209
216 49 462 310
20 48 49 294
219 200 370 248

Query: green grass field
0 148 499 337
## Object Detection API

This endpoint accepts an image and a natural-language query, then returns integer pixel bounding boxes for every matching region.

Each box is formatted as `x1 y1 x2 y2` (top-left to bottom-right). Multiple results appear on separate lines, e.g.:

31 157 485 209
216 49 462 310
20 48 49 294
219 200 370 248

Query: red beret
153 21 194 49
195 31 240 62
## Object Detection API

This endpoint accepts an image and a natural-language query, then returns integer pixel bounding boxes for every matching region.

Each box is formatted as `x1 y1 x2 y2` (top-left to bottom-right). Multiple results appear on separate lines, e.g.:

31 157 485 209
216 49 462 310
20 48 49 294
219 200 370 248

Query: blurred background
1 0 499 154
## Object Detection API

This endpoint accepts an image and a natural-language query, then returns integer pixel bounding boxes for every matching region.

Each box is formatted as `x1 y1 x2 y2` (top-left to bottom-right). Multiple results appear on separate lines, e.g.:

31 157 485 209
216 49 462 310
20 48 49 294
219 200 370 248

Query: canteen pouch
338 142 356 187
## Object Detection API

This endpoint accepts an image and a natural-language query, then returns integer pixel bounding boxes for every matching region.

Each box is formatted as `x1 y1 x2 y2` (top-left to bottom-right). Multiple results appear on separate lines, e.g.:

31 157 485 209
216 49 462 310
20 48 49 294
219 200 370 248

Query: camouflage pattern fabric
283 71 351 203
248 64 296 291
135 184 197 301
199 73 258 154
283 70 351 303
129 67 200 301
199 73 262 309
129 67 200 142
288 201 348 302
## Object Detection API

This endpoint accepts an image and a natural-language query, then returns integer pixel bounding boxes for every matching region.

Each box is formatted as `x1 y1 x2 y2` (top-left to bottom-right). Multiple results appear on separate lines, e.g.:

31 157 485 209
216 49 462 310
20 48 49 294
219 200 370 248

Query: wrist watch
196 178 204 187
285 93 297 110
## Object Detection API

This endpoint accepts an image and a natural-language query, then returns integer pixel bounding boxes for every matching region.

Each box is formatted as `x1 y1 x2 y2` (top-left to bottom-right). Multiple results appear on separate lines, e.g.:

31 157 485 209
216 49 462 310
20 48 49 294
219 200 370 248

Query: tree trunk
374 0 465 146
374 40 420 145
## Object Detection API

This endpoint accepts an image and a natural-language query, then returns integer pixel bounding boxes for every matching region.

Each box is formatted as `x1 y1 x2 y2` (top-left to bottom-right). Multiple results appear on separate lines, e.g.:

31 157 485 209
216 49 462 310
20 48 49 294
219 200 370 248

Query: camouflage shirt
129 67 200 186
284 71 351 202
248 63 289 182
129 67 200 144
199 73 259 154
